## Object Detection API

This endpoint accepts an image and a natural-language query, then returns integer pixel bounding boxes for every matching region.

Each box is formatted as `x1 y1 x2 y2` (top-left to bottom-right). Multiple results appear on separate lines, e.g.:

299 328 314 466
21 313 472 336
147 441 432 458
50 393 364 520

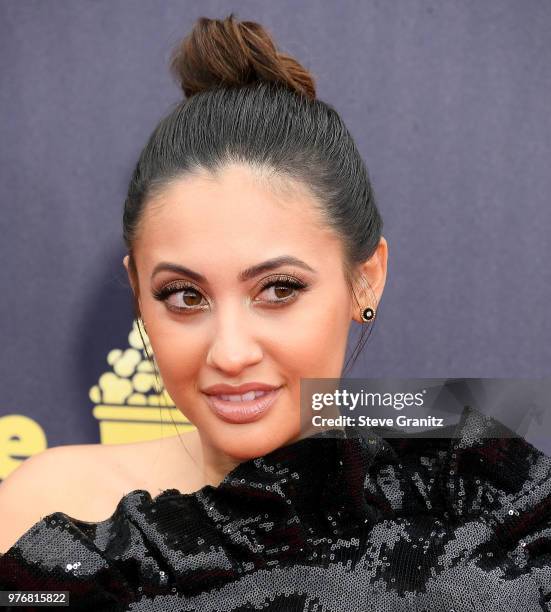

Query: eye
152 282 207 312
152 274 308 314
255 274 308 305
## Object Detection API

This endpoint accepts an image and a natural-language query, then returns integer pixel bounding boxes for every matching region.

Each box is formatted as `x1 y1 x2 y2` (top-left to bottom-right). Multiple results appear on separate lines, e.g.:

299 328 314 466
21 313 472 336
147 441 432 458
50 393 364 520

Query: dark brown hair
123 13 383 380
171 15 316 101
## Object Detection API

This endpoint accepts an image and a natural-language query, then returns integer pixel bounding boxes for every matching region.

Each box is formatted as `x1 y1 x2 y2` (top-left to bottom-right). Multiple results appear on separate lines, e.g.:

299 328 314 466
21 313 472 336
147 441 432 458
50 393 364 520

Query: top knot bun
169 13 316 101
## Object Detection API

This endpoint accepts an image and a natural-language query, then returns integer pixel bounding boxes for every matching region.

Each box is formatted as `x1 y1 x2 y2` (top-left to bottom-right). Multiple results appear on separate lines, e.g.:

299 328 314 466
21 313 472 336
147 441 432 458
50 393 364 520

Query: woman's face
124 163 387 461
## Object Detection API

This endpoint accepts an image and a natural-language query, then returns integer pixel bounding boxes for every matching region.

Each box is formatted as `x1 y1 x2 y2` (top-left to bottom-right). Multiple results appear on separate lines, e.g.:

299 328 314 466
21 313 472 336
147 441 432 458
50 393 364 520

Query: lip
203 386 283 424
202 382 281 395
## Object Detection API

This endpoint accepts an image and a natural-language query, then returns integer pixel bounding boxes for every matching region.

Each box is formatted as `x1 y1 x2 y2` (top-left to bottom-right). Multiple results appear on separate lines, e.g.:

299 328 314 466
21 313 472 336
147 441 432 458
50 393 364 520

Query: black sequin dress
1 404 551 611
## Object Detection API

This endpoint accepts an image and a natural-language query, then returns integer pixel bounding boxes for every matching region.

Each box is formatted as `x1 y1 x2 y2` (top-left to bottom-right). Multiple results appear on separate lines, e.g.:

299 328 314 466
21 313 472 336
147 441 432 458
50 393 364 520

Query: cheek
274 296 351 378
145 327 204 416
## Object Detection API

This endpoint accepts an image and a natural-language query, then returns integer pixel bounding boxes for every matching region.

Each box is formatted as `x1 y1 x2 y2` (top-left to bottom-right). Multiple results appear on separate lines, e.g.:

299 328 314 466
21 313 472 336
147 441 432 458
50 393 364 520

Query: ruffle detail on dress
1 404 551 611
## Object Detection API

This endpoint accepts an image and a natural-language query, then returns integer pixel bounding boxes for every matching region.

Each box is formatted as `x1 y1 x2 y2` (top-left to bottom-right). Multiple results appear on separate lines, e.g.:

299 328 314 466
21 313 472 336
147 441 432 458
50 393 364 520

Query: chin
209 414 302 462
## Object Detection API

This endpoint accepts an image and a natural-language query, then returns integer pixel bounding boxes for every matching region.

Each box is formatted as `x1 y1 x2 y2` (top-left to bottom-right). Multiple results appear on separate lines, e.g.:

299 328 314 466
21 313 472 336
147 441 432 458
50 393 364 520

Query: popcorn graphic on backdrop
89 320 174 407
89 320 192 444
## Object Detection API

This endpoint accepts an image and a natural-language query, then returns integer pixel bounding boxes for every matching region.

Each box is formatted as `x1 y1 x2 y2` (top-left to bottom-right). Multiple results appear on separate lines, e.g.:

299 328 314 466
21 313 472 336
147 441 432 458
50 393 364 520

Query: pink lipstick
203 386 282 424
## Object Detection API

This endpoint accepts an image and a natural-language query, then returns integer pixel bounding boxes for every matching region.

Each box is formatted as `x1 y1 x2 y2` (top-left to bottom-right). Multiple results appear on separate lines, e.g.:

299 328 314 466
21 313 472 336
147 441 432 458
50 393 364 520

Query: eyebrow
151 256 317 284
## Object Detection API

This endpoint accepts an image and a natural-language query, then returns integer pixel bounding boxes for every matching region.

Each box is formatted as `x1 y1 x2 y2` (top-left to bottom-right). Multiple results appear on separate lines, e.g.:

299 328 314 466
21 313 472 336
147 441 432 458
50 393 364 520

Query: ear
123 254 131 275
350 236 388 324
123 254 142 318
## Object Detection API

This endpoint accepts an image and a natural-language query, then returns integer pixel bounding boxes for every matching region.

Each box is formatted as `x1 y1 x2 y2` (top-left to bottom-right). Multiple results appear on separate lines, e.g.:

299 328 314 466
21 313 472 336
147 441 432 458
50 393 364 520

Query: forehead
133 163 343 272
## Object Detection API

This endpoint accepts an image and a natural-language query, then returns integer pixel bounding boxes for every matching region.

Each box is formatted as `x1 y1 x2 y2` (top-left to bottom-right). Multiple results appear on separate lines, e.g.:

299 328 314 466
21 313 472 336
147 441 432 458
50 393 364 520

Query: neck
193 430 243 488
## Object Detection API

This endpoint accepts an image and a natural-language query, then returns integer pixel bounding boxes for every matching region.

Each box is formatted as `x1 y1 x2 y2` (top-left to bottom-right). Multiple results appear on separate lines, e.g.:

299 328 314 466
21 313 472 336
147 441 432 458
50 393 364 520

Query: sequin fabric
1 404 551 611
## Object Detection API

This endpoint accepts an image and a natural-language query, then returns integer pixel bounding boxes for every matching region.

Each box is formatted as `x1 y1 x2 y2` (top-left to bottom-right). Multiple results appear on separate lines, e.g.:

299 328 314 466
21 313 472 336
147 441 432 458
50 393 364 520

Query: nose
205 305 263 374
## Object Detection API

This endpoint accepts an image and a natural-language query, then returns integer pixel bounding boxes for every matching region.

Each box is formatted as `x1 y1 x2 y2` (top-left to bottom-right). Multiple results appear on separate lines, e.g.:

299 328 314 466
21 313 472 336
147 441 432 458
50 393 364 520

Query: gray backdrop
1 1 550 470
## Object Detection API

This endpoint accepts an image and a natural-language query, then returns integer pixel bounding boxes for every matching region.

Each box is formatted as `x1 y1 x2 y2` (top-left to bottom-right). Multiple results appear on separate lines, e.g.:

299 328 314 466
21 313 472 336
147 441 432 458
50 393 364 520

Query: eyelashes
152 274 309 314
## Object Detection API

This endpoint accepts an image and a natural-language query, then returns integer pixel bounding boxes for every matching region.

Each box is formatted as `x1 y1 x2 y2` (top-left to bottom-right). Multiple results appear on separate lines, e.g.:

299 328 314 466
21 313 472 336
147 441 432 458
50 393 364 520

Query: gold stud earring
361 307 375 322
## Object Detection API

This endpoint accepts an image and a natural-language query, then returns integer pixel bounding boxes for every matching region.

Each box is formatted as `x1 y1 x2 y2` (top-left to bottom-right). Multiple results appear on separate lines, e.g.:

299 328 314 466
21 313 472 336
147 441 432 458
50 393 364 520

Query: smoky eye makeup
151 272 311 313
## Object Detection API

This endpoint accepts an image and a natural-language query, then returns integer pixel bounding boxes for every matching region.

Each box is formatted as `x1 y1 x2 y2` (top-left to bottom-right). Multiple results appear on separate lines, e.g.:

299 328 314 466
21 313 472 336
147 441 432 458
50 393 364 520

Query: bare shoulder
0 431 201 554
0 446 81 553
0 443 128 554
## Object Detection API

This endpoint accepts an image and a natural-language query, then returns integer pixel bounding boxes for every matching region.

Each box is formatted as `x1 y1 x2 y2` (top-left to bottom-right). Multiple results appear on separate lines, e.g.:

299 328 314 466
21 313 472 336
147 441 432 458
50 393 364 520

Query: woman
1 14 551 612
